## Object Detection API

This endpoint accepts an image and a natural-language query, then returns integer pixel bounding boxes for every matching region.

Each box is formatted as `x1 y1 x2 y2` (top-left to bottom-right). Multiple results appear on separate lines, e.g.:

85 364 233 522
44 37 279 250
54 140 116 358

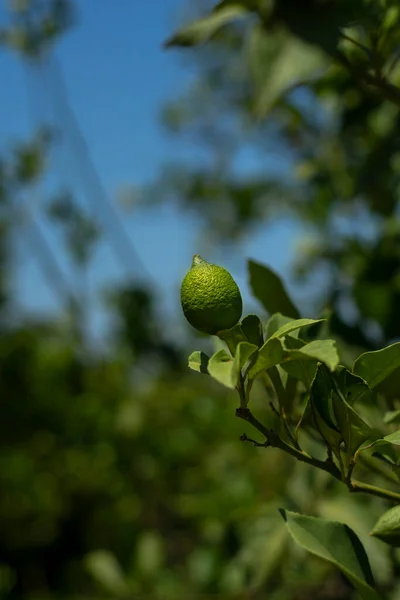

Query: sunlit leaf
207 349 235 388
268 316 325 341
188 351 210 374
285 339 339 372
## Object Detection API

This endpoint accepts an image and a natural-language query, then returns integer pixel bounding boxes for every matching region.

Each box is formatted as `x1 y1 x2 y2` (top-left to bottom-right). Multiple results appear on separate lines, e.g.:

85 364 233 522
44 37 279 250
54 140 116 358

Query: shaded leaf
232 341 258 384
353 342 400 389
357 430 400 461
280 510 382 600
85 551 129 596
248 260 300 319
241 314 264 347
310 364 342 447
384 410 400 424
164 5 248 48
253 33 328 116
188 351 210 374
370 505 400 547
332 395 380 455
280 336 317 388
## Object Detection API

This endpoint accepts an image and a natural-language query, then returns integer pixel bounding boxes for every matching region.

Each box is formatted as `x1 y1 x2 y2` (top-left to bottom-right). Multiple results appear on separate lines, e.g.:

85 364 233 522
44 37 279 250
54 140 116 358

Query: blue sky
0 0 304 341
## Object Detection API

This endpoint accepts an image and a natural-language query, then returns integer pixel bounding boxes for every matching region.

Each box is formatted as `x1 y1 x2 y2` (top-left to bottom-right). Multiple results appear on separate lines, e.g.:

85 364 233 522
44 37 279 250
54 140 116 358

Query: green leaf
247 337 286 380
164 5 248 48
285 339 340 372
335 368 371 405
188 351 210 374
370 505 400 547
268 317 325 341
85 551 129 596
280 336 317 388
356 431 400 465
353 342 400 389
265 313 297 339
217 324 247 355
207 349 235 388
280 511 382 600
248 260 300 319
253 33 328 116
383 410 400 425
332 395 380 455
310 364 342 447
232 341 258 385
241 314 264 347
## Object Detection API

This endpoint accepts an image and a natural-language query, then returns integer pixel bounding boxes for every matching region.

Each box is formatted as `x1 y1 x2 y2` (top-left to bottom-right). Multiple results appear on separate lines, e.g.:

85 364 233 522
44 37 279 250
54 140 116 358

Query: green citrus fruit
180 255 243 335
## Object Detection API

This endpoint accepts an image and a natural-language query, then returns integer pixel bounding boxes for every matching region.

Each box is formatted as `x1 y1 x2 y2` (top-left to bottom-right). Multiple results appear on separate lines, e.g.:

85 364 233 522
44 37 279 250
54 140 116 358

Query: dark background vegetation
1 0 400 598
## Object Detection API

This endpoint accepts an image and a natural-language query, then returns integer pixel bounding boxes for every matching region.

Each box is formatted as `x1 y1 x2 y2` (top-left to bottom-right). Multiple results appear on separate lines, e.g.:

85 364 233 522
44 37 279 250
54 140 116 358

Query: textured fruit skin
180 255 243 335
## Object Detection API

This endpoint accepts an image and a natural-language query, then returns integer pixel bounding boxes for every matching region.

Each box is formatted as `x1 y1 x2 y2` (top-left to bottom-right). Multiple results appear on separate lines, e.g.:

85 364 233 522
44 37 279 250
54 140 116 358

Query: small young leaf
241 314 264 347
370 505 400 547
248 260 300 319
280 511 382 600
267 316 325 341
164 5 248 48
286 339 339 372
247 337 286 380
207 349 235 388
188 351 210 374
353 342 400 389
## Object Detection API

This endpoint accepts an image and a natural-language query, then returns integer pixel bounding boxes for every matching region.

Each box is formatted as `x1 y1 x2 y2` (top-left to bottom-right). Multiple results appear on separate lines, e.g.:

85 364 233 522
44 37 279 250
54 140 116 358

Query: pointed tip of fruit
192 254 207 268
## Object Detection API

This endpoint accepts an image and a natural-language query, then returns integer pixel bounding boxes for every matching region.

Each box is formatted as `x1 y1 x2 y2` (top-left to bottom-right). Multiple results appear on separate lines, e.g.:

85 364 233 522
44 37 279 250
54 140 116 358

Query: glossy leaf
188 351 210 374
207 349 235 389
280 511 382 600
267 316 325 341
164 5 248 48
370 505 400 547
285 339 339 372
353 342 400 389
248 260 300 319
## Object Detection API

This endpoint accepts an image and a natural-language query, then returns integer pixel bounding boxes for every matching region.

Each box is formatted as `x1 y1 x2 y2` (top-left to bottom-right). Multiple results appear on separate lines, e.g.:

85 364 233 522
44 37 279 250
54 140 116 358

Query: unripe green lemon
180 255 243 334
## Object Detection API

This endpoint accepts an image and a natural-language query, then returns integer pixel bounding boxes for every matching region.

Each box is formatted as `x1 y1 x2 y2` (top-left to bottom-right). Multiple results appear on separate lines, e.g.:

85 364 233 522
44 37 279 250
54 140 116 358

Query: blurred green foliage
2 0 400 599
